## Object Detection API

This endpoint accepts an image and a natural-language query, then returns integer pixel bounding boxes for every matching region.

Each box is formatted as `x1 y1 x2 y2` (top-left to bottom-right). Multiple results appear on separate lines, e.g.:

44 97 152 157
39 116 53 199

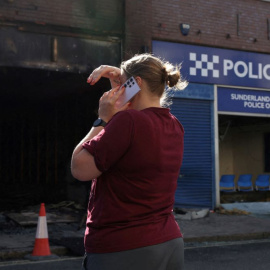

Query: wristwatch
93 118 107 127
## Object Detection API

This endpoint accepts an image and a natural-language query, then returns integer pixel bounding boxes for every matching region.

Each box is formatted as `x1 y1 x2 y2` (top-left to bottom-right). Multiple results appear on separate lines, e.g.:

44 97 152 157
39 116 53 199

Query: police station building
153 41 270 209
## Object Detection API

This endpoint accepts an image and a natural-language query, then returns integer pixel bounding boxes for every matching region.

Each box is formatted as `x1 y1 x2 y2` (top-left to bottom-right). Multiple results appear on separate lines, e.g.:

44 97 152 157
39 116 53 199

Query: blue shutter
171 98 215 209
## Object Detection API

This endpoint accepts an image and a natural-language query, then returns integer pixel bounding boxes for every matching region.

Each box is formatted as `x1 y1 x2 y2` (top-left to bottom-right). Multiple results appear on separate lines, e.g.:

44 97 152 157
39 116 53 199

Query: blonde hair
121 53 188 106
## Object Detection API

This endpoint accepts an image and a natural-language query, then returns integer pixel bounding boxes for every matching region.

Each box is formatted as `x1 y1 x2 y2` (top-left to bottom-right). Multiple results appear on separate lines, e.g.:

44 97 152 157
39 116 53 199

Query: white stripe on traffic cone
32 203 51 256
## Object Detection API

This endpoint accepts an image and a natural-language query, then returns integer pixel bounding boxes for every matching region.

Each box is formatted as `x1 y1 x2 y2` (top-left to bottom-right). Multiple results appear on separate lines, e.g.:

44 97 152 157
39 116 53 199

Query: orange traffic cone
32 203 51 256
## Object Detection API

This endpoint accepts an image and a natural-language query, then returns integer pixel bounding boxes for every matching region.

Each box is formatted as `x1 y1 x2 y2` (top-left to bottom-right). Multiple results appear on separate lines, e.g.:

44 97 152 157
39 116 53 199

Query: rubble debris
48 201 85 210
4 201 85 226
216 206 250 215
6 212 80 226
174 208 209 220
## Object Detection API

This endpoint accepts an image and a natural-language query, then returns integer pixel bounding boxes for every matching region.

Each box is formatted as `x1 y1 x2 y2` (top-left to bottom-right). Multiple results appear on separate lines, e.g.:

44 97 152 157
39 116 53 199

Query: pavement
1 202 270 261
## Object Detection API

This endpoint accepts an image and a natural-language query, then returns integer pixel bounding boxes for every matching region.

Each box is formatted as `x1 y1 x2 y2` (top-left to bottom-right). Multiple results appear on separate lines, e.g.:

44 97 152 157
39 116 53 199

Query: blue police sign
218 87 270 115
218 87 270 114
152 41 270 89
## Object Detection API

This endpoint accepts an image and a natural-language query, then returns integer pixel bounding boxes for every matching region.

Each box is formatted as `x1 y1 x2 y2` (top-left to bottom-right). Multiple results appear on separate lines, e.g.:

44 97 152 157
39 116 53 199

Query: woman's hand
87 65 121 88
98 85 130 123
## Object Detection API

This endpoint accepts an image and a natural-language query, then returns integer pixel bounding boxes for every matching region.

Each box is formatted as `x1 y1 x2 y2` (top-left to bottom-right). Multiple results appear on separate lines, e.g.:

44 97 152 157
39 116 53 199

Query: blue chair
255 175 270 191
237 174 253 191
220 175 236 192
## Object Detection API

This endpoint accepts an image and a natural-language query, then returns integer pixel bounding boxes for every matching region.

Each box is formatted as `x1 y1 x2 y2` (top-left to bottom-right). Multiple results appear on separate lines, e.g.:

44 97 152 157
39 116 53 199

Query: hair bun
167 72 180 87
163 63 187 89
163 65 180 87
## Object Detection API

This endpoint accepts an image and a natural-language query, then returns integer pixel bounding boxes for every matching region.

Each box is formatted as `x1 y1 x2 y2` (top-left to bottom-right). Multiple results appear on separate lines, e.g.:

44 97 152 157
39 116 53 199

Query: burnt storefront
0 25 122 210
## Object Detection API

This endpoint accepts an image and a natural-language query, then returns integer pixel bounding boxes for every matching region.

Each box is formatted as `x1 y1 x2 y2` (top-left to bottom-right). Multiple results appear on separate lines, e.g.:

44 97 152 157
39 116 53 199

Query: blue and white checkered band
189 53 220 78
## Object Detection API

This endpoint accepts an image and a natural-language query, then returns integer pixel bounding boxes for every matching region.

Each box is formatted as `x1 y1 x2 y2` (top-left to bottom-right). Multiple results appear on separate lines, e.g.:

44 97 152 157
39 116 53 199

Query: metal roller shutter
171 98 215 209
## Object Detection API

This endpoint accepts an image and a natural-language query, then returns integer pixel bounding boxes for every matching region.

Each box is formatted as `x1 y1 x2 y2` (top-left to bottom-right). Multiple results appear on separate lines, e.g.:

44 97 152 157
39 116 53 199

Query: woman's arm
71 81 130 181
87 65 121 88
71 126 103 181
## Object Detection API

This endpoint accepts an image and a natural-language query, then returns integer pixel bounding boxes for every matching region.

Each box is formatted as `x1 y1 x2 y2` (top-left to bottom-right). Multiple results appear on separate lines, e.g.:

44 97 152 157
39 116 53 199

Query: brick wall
124 0 153 58
1 0 269 58
0 0 124 36
124 0 270 58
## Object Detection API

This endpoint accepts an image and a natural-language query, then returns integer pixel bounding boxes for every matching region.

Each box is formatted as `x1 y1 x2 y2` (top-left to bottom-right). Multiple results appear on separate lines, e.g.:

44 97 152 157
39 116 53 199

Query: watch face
93 118 106 127
94 119 102 126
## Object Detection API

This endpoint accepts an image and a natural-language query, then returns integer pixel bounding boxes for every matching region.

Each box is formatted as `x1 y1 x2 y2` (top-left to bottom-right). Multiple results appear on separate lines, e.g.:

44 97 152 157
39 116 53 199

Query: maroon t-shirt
82 107 184 253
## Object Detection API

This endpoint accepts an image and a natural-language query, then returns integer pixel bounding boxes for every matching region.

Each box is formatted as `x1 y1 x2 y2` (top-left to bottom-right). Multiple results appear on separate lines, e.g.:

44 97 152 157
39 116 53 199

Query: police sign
218 87 270 114
152 41 270 89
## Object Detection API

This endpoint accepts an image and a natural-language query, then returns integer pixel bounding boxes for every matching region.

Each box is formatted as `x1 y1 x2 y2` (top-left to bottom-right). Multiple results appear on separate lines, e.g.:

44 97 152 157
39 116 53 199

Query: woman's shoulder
113 109 145 121
109 110 152 130
108 110 138 128
111 108 176 125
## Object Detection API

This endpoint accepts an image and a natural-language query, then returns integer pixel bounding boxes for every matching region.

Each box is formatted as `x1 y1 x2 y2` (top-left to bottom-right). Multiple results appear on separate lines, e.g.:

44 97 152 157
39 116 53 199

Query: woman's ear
135 77 142 87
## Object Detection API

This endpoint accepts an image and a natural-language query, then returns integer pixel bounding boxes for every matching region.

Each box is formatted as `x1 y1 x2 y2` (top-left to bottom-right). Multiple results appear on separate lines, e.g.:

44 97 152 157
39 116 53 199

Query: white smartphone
116 76 141 108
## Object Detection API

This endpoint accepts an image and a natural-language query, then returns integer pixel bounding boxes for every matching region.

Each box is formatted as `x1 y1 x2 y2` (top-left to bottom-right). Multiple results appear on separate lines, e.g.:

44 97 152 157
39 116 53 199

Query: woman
71 53 187 270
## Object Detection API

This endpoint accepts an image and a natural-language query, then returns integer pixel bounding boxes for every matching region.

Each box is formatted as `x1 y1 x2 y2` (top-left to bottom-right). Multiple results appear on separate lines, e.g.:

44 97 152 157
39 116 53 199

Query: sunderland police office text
231 93 270 109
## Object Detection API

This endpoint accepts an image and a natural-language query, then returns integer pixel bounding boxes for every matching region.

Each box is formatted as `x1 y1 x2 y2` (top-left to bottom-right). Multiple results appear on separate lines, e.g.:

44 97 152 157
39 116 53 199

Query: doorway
218 114 270 203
